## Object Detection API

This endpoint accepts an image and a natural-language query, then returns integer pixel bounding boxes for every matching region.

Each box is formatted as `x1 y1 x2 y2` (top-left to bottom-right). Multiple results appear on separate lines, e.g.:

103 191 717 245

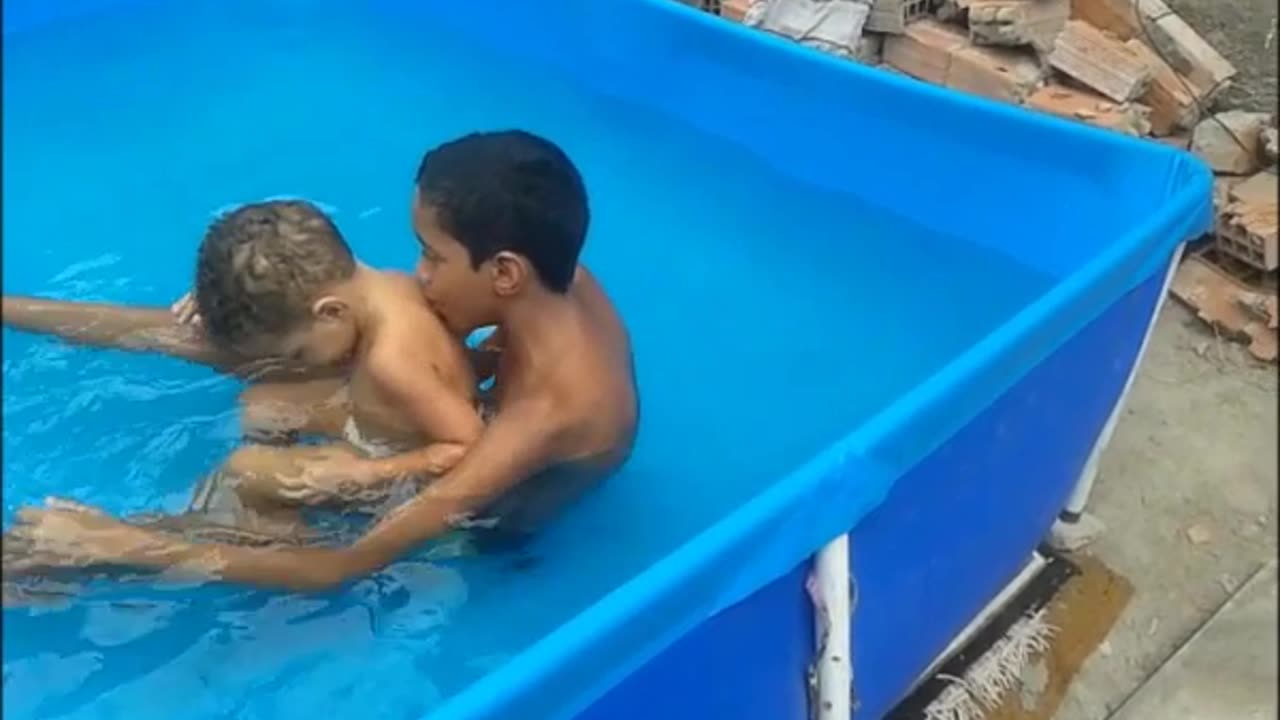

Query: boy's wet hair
195 200 356 348
415 130 588 293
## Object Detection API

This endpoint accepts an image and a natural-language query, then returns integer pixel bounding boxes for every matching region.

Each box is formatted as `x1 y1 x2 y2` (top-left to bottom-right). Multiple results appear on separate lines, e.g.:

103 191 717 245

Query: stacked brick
681 0 1277 360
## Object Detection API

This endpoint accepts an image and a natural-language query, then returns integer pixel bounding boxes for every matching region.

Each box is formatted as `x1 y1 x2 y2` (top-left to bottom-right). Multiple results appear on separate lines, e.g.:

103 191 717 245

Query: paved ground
1055 301 1278 719
1110 560 1277 720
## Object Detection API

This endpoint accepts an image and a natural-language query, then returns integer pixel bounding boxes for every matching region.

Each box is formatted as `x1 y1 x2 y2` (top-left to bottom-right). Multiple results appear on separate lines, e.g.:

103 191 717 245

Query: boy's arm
357 336 487 480
217 442 469 508
2 296 230 366
6 404 552 591
344 401 549 569
2 296 334 381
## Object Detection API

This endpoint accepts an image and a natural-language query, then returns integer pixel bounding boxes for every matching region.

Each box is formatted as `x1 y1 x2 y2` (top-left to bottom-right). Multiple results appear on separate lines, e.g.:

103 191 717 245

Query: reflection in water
4 559 467 719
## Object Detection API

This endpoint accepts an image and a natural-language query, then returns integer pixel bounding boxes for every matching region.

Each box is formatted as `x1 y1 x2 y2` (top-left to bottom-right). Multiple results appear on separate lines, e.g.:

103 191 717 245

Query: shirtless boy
4 199 484 544
7 129 639 591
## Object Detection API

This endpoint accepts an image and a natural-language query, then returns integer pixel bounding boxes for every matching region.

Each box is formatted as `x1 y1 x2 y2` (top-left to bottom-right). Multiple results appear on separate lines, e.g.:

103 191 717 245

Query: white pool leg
1053 243 1185 546
813 534 852 720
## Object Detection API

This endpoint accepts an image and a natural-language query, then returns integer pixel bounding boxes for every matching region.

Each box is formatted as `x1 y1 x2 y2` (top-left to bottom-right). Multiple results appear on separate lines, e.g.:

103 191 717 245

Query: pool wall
3 1 1212 719
578 255 1176 720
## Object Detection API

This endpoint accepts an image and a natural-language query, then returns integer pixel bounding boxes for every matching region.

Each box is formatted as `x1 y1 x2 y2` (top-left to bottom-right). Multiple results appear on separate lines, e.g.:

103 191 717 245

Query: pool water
2 2 1054 718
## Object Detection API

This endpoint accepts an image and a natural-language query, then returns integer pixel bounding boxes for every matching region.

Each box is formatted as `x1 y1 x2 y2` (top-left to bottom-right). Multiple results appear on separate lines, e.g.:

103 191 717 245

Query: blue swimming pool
2 1 1211 719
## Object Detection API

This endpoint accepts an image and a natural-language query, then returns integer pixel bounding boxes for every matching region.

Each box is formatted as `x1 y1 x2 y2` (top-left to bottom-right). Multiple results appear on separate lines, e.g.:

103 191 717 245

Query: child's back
190 200 483 459
324 267 476 452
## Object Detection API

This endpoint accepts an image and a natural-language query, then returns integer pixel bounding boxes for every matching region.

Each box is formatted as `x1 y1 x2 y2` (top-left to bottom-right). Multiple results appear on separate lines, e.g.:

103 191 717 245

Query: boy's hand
5 498 150 573
171 291 202 326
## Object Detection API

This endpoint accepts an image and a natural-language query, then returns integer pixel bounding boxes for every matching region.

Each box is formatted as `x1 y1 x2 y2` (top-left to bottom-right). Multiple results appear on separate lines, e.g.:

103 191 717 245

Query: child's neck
343 265 381 358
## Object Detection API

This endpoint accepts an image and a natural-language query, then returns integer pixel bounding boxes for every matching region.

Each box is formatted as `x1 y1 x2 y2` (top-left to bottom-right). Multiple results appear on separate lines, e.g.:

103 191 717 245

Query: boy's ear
311 296 349 320
490 251 530 297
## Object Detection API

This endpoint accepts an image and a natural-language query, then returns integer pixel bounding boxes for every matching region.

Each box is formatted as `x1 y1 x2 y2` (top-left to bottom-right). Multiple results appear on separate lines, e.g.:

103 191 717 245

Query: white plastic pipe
1062 242 1185 517
813 534 852 720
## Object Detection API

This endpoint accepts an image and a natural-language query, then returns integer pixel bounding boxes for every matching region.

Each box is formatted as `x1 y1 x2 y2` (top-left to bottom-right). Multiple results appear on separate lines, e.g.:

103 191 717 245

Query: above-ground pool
2 1 1211 719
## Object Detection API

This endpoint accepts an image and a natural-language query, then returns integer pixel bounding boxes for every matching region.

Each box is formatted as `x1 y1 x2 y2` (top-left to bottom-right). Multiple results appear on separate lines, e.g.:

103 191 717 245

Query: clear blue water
2 2 1054 718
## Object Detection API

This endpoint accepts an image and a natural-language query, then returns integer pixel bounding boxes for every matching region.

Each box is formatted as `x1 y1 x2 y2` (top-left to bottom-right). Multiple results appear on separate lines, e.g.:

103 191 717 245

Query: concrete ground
1051 1 1278 716
1110 560 1277 720
1054 301 1278 719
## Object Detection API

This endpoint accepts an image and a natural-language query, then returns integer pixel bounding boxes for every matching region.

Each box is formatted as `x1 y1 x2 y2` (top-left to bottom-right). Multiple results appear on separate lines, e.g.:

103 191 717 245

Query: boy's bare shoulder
363 270 472 383
371 269 430 302
548 266 637 460
572 266 631 356
369 270 450 334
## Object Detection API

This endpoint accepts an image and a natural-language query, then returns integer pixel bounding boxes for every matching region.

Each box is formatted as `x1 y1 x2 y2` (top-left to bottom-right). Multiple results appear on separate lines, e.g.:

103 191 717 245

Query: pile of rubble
680 0 1278 362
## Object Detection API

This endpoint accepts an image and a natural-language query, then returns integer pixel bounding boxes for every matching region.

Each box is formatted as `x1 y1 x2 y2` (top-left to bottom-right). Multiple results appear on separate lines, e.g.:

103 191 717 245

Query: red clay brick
1025 83 1152 136
1171 256 1277 363
1048 20 1153 103
882 19 969 84
946 43 1043 104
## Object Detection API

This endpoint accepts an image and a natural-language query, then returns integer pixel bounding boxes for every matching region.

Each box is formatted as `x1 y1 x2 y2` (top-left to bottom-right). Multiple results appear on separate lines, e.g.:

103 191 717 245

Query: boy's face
411 195 499 335
234 304 358 369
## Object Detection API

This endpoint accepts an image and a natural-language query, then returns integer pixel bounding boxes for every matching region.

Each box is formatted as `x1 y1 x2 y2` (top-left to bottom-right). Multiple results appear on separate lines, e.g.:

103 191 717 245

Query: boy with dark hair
7 130 638 592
